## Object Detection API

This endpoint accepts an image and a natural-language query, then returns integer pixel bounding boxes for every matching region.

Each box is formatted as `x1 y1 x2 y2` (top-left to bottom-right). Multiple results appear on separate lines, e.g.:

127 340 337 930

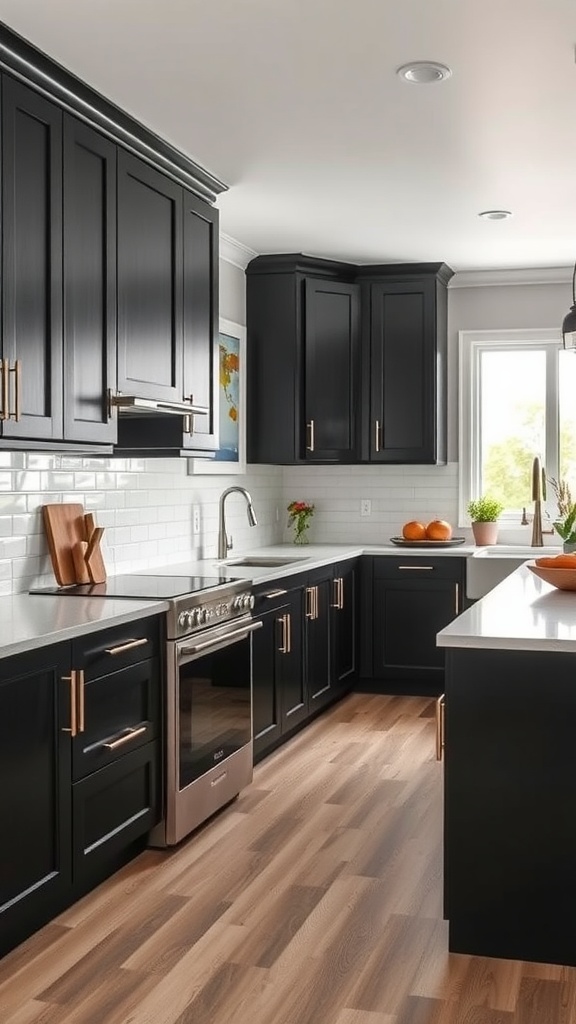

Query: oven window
178 638 252 788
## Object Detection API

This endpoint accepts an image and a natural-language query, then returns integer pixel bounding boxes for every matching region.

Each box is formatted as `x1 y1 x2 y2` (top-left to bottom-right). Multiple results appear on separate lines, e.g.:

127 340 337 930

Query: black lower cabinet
0 644 72 957
252 584 305 762
252 560 358 762
72 741 159 894
444 647 576 966
359 555 465 695
0 615 163 958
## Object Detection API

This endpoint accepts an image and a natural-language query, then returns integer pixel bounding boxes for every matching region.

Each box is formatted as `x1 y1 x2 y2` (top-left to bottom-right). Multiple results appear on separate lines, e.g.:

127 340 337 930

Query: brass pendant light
562 263 576 351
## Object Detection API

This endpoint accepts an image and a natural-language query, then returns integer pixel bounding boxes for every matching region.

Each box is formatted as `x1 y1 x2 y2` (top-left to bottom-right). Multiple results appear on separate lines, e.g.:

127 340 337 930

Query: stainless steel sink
222 556 309 568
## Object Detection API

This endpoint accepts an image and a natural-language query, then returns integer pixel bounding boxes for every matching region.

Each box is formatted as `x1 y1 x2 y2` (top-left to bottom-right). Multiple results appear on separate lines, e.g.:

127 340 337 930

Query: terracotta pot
471 521 499 546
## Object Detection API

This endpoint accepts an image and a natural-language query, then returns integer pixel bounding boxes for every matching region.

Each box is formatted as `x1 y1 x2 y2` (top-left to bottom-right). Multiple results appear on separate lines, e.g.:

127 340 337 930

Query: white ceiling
1 0 575 272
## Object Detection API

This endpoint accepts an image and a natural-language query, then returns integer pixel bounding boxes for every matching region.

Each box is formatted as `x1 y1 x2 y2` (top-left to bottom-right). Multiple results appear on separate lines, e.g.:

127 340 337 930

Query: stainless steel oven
149 579 261 846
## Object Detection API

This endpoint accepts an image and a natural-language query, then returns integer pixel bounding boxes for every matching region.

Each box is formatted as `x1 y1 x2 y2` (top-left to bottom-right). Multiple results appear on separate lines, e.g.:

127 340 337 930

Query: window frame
458 327 563 526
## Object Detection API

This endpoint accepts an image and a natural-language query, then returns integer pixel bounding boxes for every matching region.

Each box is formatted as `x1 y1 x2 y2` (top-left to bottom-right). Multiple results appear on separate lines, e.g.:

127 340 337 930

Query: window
459 329 576 523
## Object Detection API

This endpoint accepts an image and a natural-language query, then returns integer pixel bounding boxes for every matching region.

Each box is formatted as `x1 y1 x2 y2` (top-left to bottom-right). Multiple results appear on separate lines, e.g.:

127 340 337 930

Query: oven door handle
179 619 263 657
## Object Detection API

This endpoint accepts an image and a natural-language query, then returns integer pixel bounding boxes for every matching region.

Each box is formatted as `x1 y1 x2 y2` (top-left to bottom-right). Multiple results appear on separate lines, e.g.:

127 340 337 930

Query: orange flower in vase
287 500 315 545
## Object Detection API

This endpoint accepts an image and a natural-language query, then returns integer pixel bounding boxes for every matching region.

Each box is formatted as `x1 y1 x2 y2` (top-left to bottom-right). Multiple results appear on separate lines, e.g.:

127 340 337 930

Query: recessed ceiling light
478 210 512 221
396 61 452 84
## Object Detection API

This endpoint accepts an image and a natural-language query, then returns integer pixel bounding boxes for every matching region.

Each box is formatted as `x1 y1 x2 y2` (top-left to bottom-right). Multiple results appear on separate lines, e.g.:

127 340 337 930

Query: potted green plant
467 495 505 546
549 478 576 553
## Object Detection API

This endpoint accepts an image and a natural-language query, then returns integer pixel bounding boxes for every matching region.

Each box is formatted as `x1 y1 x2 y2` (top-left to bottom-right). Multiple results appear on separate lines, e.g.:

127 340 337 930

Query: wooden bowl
527 563 576 591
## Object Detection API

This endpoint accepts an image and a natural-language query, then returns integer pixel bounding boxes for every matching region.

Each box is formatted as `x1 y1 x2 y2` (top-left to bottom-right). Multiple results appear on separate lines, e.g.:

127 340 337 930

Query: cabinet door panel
251 605 283 759
281 588 306 728
1 77 63 439
72 741 159 892
304 279 360 461
63 116 117 443
182 190 219 452
0 645 71 956
332 561 358 688
373 578 458 673
307 577 332 707
117 151 183 402
369 279 438 463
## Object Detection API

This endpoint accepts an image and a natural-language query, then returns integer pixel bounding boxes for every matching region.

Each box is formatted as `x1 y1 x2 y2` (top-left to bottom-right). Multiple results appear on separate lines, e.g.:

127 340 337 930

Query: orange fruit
426 519 453 541
551 554 576 568
402 520 427 541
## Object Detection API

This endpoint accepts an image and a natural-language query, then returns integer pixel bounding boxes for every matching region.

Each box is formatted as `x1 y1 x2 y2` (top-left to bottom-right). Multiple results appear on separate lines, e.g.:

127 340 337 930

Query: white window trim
458 327 562 527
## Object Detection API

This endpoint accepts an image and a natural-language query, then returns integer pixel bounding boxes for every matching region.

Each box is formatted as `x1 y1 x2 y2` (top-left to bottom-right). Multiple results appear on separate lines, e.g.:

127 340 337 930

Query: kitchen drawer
72 740 160 892
72 657 160 781
373 556 465 581
73 614 161 679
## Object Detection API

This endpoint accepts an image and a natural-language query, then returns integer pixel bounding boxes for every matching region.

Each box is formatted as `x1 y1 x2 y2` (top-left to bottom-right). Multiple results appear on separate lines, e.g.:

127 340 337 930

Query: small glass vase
563 540 576 554
292 518 310 545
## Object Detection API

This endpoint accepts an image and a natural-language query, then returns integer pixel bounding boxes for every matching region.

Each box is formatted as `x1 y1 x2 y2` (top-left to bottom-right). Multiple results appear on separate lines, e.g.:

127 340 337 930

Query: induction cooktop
30 574 240 600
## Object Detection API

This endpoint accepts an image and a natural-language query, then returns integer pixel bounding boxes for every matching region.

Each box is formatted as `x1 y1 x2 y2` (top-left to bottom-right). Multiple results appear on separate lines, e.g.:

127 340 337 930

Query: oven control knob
178 611 191 628
241 594 252 609
200 608 209 624
248 595 255 610
233 596 243 610
190 608 200 627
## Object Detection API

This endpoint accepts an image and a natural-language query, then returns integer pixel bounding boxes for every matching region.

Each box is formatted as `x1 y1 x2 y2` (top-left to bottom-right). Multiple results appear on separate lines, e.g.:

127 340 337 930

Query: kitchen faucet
218 486 258 559
529 456 554 546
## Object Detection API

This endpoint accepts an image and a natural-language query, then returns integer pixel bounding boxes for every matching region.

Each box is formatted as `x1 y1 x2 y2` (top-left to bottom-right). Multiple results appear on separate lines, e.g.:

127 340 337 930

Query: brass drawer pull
398 565 435 571
375 419 382 453
264 589 288 599
62 671 78 737
286 612 291 654
77 669 85 734
105 637 149 656
306 419 315 452
103 724 147 750
306 586 315 619
455 582 460 615
436 694 445 761
278 614 288 654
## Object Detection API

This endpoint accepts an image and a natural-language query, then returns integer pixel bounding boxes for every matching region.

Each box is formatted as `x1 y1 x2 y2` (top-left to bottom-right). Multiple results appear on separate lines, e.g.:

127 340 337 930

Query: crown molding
450 266 573 288
219 233 258 270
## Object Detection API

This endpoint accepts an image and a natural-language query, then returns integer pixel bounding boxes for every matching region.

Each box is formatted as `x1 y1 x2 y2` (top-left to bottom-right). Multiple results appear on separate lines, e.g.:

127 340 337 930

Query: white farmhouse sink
467 545 562 599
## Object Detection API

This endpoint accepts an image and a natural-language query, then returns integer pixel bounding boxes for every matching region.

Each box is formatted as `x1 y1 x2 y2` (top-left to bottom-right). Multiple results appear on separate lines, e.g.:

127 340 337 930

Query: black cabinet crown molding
0 22 226 203
246 254 454 287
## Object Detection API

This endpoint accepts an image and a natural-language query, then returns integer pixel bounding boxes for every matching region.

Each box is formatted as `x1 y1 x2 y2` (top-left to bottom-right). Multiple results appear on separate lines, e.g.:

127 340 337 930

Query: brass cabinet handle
306 419 315 452
77 669 85 734
398 565 435 571
62 671 78 737
103 724 147 750
435 694 445 761
286 612 291 654
374 419 382 453
331 577 344 610
306 586 315 619
105 637 148 656
455 582 460 615
264 589 288 599
314 585 319 620
278 614 288 654
0 359 8 421
183 394 194 435
12 360 21 421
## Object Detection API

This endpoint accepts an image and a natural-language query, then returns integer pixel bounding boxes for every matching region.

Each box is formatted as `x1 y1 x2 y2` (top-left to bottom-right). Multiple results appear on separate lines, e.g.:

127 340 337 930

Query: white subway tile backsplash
0 454 460 593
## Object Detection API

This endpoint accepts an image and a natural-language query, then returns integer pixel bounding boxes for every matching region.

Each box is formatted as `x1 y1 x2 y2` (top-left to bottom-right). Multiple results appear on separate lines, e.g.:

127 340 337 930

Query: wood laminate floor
2 693 575 1024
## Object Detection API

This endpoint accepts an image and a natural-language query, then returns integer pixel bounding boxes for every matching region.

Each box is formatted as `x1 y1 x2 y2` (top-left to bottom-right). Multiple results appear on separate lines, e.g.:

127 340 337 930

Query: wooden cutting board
85 526 107 584
42 503 87 585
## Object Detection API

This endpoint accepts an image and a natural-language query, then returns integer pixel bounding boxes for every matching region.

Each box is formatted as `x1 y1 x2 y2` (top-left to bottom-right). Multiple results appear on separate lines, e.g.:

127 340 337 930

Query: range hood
109 393 209 418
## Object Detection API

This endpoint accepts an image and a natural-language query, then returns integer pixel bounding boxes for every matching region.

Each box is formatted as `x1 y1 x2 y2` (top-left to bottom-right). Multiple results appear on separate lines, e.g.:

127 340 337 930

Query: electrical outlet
360 499 371 517
193 506 201 535
276 506 280 523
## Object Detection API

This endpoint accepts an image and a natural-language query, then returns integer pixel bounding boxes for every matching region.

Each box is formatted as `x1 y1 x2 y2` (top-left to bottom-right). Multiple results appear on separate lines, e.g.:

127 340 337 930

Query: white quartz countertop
0 595 169 660
438 562 576 653
0 542 475 660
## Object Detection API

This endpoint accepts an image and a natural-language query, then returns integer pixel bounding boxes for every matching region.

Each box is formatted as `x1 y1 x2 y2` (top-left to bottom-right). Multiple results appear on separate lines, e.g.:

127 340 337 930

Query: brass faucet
530 456 554 545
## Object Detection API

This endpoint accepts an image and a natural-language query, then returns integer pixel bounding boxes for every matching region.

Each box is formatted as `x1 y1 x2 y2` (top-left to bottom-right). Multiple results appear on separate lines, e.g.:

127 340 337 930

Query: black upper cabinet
117 151 183 404
246 255 453 466
246 255 361 464
359 264 453 464
63 116 117 444
181 189 219 453
1 77 63 441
